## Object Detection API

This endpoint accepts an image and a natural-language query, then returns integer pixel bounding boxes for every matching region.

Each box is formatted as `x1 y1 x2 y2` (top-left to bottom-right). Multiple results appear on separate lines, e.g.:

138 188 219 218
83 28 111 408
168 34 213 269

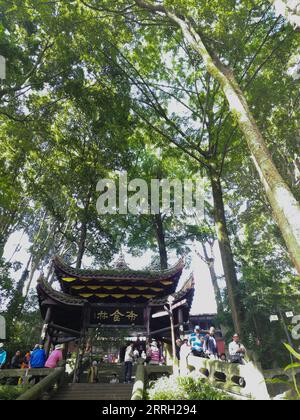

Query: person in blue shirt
189 326 205 357
0 343 7 369
30 344 46 368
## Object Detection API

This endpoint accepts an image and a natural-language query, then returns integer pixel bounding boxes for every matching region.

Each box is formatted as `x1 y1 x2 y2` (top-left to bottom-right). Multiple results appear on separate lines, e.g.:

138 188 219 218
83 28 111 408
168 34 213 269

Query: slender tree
131 0 300 276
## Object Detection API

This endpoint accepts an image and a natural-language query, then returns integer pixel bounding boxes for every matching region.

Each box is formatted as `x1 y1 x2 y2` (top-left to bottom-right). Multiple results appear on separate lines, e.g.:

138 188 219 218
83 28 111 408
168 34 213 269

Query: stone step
54 396 131 400
53 394 133 400
56 391 133 395
56 394 132 397
52 383 133 400
61 387 132 394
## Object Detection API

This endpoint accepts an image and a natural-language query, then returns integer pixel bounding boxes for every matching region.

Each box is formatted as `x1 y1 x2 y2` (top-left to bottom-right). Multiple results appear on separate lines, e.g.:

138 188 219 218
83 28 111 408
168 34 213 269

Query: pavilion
37 255 195 357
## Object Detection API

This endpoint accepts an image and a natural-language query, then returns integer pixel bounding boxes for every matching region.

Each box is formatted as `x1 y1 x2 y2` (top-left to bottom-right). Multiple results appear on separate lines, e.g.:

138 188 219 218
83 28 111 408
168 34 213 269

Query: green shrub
267 344 300 400
147 375 234 400
0 385 31 401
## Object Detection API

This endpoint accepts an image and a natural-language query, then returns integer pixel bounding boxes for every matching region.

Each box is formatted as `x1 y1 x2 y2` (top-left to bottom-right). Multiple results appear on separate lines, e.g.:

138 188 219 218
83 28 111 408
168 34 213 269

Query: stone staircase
53 383 134 400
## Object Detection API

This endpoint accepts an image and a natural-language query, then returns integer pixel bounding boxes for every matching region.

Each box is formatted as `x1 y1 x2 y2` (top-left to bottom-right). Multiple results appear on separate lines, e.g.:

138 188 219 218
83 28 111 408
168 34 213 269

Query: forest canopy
0 0 299 368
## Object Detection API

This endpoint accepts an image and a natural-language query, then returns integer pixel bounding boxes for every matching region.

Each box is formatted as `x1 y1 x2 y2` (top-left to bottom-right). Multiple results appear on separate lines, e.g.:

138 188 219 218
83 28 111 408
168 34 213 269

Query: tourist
189 326 205 357
135 336 144 356
9 351 23 384
124 342 134 383
30 344 46 369
141 350 147 361
0 343 7 369
88 361 99 383
157 340 164 364
110 373 120 384
204 327 218 359
220 353 227 363
21 351 31 369
45 344 63 369
180 338 191 360
10 350 22 369
148 339 162 365
176 339 182 360
229 334 246 365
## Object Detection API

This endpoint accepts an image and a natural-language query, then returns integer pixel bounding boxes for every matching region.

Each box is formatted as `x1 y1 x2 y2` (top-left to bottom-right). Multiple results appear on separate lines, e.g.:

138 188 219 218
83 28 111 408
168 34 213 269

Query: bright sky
4 231 221 315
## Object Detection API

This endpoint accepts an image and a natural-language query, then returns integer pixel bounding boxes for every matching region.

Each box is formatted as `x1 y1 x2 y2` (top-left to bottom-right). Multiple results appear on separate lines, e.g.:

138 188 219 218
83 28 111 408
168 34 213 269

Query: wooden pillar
40 307 52 343
145 307 151 338
73 303 90 383
44 335 52 358
73 338 82 384
41 306 52 357
63 342 69 361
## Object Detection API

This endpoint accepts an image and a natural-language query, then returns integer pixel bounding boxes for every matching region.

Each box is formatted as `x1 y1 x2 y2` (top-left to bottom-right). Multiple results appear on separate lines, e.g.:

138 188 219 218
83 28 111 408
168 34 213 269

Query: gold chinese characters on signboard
96 310 139 323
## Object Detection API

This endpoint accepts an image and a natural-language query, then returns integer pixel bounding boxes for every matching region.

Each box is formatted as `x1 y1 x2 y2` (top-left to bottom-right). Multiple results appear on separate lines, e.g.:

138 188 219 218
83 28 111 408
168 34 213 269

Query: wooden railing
0 368 66 400
17 368 65 400
132 356 271 401
0 368 57 384
131 362 172 400
185 355 270 400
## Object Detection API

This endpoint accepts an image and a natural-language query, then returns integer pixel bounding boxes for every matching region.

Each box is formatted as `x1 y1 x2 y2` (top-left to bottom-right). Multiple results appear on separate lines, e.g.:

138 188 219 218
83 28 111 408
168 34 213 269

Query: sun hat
55 344 63 350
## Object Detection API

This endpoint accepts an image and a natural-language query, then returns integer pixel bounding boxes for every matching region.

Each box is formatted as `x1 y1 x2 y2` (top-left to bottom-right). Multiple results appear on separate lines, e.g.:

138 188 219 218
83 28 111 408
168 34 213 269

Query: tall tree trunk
76 220 87 270
0 239 6 261
6 256 32 319
0 228 12 260
0 207 20 260
210 172 243 335
23 260 38 300
46 217 73 283
201 243 224 314
268 0 300 29
76 190 93 269
134 0 300 276
154 213 168 270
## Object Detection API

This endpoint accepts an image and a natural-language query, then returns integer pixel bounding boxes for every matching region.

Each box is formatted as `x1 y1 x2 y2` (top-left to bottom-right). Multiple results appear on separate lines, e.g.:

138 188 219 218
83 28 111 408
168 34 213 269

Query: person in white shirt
124 342 134 383
229 334 246 364
110 374 120 384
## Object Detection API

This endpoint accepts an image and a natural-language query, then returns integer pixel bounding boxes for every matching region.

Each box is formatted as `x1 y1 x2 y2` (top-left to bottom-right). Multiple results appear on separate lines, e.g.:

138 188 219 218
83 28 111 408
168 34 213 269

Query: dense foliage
0 0 299 369
0 385 31 401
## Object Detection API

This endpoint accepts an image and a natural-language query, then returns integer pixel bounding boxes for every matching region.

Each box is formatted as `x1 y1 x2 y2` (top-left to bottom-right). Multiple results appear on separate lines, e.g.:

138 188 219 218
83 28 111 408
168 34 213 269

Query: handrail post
17 368 65 401
131 361 146 400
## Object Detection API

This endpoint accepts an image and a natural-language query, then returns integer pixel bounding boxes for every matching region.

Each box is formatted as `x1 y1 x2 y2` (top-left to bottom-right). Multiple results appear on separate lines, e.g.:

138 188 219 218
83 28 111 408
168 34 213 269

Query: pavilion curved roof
149 273 195 308
148 274 195 335
53 255 185 304
37 275 86 308
53 255 184 281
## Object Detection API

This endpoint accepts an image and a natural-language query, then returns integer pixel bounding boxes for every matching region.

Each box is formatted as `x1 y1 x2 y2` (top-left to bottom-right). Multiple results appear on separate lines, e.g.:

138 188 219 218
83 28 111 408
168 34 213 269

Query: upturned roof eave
54 255 185 294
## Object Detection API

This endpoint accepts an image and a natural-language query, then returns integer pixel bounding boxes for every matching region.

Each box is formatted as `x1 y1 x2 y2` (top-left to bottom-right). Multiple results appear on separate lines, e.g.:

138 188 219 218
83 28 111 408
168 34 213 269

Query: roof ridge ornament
114 253 130 270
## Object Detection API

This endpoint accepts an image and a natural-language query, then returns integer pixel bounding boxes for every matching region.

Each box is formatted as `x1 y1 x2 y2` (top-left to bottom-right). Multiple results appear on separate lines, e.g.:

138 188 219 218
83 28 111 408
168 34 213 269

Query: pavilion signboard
90 307 145 327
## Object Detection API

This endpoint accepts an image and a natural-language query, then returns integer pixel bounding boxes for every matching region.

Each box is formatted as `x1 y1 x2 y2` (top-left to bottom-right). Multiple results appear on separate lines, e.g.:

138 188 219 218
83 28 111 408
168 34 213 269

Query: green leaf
284 363 300 372
284 344 300 362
